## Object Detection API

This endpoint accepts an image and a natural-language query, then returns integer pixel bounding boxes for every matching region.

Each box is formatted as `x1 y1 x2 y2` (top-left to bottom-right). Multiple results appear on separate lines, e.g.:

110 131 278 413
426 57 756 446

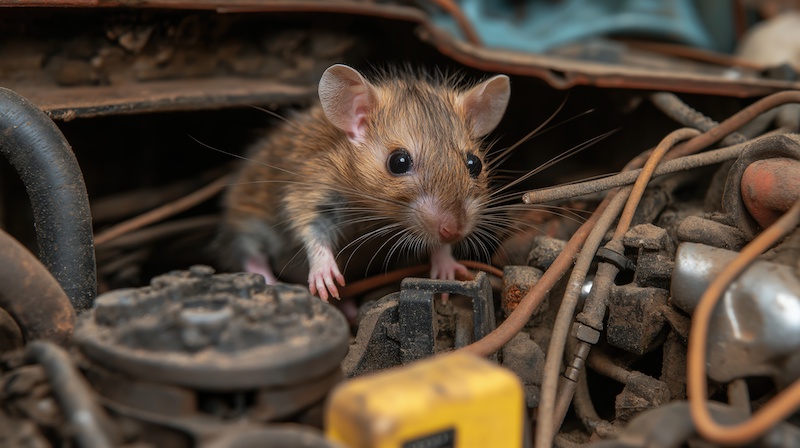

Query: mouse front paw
308 251 346 302
430 244 471 303
430 244 470 281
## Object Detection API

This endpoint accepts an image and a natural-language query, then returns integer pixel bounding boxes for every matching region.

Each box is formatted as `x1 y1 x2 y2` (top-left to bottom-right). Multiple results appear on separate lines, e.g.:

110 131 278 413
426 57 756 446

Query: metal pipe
26 341 118 448
0 87 96 311
650 92 748 147
523 138 750 204
0 227 75 345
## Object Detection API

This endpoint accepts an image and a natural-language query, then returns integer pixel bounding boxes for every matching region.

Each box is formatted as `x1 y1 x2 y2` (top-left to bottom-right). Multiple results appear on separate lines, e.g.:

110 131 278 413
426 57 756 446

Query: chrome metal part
672 242 800 385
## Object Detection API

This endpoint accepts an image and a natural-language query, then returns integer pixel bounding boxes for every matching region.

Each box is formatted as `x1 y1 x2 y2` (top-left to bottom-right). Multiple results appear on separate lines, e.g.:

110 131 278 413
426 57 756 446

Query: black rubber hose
0 87 96 311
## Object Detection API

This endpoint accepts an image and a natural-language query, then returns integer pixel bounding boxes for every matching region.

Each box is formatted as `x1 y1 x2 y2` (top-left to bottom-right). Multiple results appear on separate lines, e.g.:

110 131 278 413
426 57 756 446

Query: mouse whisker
341 222 402 275
247 105 305 133
484 95 572 169
492 128 619 196
486 106 597 170
470 230 500 262
460 229 499 265
364 228 410 277
190 136 300 177
383 230 415 274
338 221 402 257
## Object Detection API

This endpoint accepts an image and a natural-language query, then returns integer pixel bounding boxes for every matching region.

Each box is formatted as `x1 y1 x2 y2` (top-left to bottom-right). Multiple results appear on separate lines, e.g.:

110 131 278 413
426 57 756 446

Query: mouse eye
466 154 482 178
387 149 413 175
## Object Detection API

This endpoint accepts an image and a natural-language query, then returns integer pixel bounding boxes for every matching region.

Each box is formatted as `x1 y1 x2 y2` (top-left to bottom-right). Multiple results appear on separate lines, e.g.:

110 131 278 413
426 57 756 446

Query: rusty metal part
338 259 499 299
0 87 96 311
619 39 764 70
415 24 800 97
423 25 796 96
0 227 75 346
718 133 800 239
587 352 671 424
2 1 800 103
17 79 317 121
501 265 543 317
623 224 674 290
75 266 349 391
676 215 749 250
26 341 120 448
530 192 627 448
606 285 669 355
741 157 800 228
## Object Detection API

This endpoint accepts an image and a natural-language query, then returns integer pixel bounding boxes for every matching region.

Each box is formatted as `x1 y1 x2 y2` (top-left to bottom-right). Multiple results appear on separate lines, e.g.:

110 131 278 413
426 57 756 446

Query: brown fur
218 68 503 283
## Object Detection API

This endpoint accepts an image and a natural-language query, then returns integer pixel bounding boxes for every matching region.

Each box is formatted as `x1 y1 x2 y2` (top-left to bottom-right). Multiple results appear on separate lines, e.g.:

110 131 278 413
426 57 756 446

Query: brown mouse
217 64 510 301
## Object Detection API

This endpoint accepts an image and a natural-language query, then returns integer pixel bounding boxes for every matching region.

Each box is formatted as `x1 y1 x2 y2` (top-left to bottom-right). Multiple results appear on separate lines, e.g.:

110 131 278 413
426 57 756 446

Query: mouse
217 64 510 302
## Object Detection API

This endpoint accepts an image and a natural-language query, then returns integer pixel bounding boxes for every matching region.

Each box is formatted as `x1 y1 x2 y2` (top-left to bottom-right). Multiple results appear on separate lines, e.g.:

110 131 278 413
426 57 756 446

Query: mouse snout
438 217 463 244
414 195 473 245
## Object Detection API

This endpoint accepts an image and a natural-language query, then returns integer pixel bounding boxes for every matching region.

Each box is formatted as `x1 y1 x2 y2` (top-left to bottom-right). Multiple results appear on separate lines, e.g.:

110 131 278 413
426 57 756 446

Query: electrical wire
339 260 503 299
668 91 800 160
485 90 800 369
94 174 231 246
461 196 611 357
688 198 800 445
614 128 701 239
523 139 749 204
535 128 699 448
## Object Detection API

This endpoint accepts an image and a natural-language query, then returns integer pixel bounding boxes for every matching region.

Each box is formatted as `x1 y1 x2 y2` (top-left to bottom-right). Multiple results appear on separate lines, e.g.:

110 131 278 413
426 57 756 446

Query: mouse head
318 64 510 250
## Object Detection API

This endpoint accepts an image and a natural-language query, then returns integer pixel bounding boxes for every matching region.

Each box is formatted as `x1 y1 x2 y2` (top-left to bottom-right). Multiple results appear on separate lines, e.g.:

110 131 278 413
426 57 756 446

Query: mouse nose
438 221 463 244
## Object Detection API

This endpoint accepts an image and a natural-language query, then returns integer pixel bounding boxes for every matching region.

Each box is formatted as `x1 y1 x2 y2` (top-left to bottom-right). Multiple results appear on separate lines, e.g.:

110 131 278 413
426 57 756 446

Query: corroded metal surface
75 266 349 390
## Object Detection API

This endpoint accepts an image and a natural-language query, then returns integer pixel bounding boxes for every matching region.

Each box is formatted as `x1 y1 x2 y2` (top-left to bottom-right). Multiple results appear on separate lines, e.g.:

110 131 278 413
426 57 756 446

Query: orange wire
688 198 800 445
613 128 700 239
339 260 502 299
94 175 231 246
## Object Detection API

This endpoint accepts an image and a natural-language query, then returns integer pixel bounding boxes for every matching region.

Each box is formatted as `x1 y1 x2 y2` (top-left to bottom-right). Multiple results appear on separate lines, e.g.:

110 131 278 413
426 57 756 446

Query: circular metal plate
75 266 349 391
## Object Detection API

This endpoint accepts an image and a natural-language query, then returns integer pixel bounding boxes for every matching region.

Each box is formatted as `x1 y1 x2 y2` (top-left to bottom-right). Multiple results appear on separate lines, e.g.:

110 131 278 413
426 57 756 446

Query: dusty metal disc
75 266 349 391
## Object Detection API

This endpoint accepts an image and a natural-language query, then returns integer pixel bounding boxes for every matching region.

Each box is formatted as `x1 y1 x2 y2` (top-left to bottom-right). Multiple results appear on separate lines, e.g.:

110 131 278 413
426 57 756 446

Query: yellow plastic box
326 351 525 448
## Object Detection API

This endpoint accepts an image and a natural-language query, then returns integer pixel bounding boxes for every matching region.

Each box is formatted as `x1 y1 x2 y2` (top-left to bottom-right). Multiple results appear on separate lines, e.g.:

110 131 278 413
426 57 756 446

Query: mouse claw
430 244 471 303
308 257 346 302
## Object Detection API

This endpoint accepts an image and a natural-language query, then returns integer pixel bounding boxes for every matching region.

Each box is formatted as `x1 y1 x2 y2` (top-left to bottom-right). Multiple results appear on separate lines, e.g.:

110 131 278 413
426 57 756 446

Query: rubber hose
0 87 96 311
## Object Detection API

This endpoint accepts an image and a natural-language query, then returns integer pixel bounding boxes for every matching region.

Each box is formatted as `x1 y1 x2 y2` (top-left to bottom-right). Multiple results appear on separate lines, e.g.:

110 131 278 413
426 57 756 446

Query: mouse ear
319 64 376 142
461 75 510 138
